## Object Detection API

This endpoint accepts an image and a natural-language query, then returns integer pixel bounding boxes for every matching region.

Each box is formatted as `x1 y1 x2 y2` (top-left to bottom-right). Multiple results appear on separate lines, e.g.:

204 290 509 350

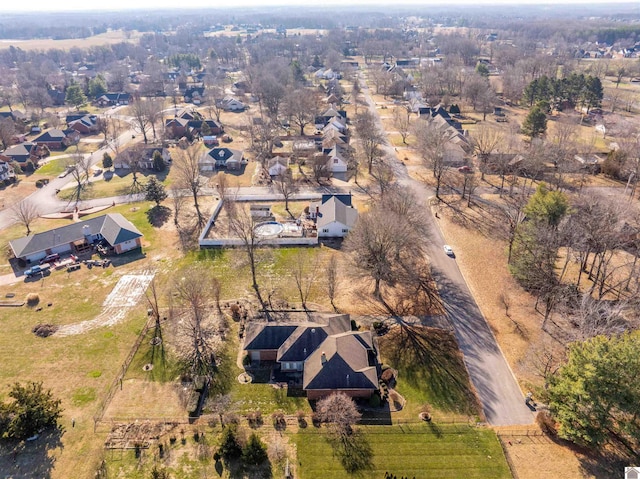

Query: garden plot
56 272 155 336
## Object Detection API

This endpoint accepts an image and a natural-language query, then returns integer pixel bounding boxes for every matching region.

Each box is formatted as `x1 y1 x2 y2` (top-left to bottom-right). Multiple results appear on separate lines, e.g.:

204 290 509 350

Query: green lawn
296 425 511 479
378 325 481 420
37 158 66 176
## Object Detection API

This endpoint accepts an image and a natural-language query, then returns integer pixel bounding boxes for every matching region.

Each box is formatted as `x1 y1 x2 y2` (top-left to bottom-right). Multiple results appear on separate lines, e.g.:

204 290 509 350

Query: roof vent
321 352 327 365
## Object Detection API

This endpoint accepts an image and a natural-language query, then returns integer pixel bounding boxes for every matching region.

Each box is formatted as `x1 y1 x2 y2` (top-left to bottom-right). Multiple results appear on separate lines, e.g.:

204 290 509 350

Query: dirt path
56 271 155 336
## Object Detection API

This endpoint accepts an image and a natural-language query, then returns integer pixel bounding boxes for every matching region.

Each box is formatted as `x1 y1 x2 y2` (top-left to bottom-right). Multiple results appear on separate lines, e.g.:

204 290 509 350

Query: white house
0 159 15 182
310 194 358 238
219 96 246 112
326 147 348 173
267 157 289 177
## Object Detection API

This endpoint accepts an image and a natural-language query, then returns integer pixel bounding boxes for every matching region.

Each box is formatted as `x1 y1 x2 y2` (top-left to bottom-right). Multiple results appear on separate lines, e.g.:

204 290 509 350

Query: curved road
358 73 533 426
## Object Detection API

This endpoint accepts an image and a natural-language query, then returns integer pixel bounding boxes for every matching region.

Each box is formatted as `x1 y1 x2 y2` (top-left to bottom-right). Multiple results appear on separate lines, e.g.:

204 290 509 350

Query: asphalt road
359 74 534 426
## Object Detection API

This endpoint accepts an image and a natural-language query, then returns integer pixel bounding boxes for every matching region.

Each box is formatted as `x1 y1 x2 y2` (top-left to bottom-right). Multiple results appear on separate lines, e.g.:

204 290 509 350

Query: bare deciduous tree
355 110 385 175
317 392 361 436
284 88 318 136
273 168 299 215
471 124 503 180
0 117 16 150
393 106 411 145
414 120 450 199
66 153 91 203
173 265 222 378
326 254 339 312
174 145 206 227
345 188 428 301
226 200 267 310
12 199 39 235
290 250 319 310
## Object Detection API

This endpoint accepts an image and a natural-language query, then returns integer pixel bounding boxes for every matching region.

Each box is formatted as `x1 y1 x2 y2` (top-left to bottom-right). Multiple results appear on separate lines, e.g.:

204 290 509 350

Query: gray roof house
309 194 358 238
0 142 39 163
10 213 143 263
243 314 378 400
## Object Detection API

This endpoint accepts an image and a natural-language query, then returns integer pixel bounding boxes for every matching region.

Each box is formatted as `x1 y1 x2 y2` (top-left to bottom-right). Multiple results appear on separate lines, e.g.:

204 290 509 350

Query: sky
2 0 637 13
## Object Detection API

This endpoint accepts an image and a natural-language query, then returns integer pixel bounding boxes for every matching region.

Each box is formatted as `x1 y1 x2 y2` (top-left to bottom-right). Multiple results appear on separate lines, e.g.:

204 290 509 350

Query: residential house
67 114 99 134
0 111 26 123
184 85 205 104
95 93 131 107
267 156 289 177
0 142 41 164
47 89 66 106
325 147 348 173
199 147 245 171
0 159 15 182
115 146 171 169
175 108 201 121
9 213 143 263
34 129 78 150
243 314 378 400
218 96 246 112
164 117 190 139
315 107 347 129
187 119 224 136
309 194 358 238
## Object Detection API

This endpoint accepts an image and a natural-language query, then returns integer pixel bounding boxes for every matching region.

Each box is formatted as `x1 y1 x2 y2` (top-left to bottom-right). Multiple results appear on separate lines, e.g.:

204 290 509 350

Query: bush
272 411 286 429
311 412 321 427
26 293 40 306
247 410 262 427
24 160 35 173
368 393 381 408
535 410 557 436
242 354 252 367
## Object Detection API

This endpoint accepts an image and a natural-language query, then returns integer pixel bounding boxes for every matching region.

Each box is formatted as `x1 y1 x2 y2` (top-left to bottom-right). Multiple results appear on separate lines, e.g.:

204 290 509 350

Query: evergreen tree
102 152 113 169
475 62 490 78
0 381 62 440
218 424 242 460
521 105 547 138
88 75 107 98
548 333 640 455
152 150 166 172
144 176 167 207
65 83 87 110
242 433 268 466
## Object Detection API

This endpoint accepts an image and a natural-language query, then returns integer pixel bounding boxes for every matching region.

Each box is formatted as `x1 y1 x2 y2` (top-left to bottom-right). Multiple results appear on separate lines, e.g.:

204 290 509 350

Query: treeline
522 74 603 112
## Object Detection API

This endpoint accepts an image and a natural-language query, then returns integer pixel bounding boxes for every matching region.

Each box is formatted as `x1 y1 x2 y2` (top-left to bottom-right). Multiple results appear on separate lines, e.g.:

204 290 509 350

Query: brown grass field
0 30 141 51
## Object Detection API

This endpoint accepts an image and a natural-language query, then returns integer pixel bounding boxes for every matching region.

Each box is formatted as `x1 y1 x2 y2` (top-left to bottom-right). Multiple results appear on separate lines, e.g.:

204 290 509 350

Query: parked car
443 245 455 257
40 253 60 265
25 264 51 278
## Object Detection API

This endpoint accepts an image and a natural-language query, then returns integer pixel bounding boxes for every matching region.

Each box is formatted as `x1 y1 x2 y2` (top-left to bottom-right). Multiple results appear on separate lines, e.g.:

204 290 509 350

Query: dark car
40 253 60 265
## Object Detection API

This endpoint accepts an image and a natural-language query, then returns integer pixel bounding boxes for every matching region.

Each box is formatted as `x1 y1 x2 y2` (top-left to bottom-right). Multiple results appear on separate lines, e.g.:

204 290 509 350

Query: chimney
321 352 327 365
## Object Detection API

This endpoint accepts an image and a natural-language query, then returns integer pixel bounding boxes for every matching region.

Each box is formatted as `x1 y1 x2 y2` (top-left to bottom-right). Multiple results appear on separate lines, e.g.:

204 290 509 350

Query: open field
0 29 142 51
0 199 182 478
296 424 511 479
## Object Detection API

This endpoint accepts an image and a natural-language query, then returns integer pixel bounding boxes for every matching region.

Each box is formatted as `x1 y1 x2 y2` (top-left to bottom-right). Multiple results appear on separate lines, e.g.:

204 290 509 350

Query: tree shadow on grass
0 427 64 479
326 430 373 476
146 205 171 227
